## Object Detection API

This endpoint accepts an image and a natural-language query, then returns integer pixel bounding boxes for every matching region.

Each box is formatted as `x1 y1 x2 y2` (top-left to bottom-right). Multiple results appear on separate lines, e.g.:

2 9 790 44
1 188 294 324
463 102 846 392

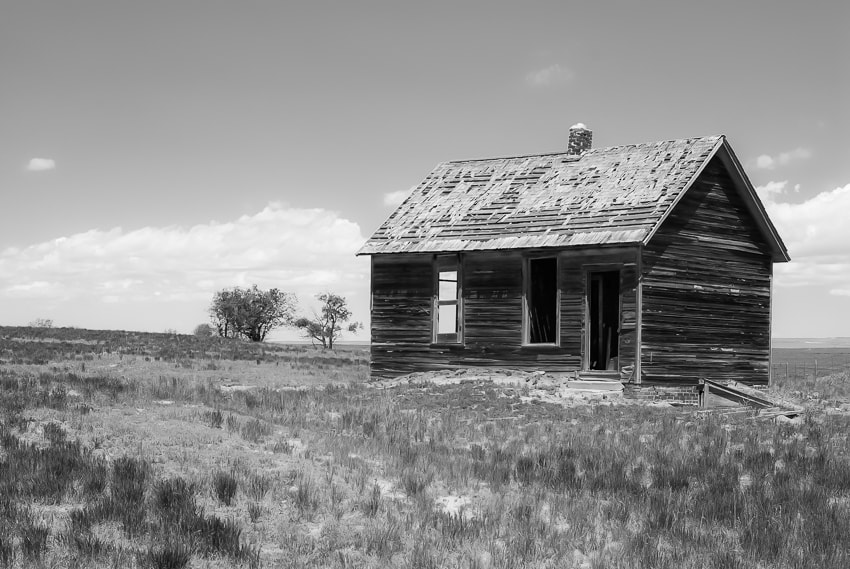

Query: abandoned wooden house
358 125 789 400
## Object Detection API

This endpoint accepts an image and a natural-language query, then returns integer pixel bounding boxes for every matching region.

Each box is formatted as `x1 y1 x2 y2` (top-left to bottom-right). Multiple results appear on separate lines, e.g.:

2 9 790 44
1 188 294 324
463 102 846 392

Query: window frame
522 255 560 346
432 254 463 345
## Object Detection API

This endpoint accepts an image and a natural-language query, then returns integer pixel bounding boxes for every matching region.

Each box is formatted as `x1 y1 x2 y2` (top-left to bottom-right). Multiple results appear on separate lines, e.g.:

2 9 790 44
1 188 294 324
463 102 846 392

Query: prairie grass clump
80 456 109 497
247 501 263 523
0 535 13 568
19 519 50 562
226 413 239 433
294 473 320 518
362 482 382 518
273 439 294 454
0 430 88 503
193 514 243 557
245 471 271 501
152 477 198 529
203 408 223 429
111 456 151 537
401 466 432 498
42 421 67 444
140 539 192 569
409 535 440 569
67 531 109 560
362 512 402 558
213 470 238 506
240 417 272 443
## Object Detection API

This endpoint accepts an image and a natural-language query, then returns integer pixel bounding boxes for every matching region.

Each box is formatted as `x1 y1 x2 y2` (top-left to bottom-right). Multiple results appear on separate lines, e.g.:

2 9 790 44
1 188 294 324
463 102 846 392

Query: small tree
209 285 296 342
294 293 362 349
29 318 53 328
193 323 214 338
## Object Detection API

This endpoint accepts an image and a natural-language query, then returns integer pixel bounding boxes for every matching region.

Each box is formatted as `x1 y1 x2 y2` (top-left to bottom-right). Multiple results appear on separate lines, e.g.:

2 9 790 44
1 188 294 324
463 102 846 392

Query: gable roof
359 135 789 261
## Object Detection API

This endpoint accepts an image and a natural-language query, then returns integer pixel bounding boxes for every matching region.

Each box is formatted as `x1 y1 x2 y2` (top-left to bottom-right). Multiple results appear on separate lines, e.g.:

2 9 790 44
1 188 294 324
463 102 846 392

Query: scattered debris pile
372 368 670 408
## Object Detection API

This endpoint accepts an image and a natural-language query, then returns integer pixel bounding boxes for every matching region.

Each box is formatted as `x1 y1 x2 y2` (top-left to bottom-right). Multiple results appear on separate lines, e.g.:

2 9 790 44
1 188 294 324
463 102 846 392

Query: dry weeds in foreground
0 328 848 568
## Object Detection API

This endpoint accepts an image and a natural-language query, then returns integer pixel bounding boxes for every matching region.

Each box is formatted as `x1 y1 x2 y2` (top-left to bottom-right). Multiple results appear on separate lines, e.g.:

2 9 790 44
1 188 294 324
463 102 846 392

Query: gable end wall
640 157 773 386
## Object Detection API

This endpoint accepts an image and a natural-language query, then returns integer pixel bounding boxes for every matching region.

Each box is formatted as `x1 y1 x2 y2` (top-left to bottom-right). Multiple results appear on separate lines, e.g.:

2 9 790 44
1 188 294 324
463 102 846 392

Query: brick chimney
568 123 592 155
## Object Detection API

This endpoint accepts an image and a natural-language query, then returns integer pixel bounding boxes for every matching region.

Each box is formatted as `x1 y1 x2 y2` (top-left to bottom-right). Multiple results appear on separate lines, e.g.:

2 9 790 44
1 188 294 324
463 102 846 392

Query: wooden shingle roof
359 135 789 261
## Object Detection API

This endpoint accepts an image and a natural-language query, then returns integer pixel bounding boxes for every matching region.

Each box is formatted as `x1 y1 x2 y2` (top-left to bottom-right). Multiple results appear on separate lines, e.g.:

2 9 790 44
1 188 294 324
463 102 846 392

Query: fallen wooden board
701 379 801 417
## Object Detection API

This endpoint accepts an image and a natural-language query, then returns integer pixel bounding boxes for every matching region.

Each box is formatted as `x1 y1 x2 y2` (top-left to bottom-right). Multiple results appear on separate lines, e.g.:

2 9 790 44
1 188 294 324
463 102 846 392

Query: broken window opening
434 256 461 343
526 257 558 344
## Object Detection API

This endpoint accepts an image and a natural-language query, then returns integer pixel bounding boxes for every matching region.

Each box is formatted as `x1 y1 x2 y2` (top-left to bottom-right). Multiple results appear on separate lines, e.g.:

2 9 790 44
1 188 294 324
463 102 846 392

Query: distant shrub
193 324 214 338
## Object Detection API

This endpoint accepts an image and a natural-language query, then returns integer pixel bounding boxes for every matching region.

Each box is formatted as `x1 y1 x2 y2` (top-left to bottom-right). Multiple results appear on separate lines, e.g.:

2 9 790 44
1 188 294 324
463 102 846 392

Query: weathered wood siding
370 248 639 380
640 157 773 386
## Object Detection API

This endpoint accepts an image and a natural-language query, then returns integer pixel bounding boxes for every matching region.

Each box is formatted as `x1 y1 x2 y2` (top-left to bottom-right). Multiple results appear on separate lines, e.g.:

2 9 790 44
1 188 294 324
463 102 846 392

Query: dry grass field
1 326 849 568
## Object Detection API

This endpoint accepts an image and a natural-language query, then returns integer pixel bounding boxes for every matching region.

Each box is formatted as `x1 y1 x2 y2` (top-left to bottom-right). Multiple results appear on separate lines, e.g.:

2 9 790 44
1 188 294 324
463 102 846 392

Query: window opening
527 257 558 344
434 256 460 343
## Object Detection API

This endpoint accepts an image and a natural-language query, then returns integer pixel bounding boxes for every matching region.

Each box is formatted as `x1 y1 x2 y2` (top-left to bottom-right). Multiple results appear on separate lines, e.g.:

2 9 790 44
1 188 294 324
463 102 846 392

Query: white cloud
525 64 575 87
760 182 850 294
755 180 787 199
754 147 812 170
26 158 56 171
383 190 410 207
0 203 371 332
756 155 775 169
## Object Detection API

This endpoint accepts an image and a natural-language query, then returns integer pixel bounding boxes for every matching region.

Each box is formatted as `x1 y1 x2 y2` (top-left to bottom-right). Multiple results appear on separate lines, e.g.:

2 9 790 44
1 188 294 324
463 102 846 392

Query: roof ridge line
444 135 725 165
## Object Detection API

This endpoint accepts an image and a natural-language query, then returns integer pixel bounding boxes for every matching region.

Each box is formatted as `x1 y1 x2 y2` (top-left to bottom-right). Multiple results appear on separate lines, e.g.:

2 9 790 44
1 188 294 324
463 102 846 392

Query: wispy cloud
26 158 56 171
754 147 812 170
525 64 574 87
758 181 850 294
0 203 370 331
383 190 410 207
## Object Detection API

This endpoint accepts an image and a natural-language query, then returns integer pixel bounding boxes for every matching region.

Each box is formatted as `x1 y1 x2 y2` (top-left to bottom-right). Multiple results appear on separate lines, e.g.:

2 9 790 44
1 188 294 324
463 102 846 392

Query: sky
1 0 848 340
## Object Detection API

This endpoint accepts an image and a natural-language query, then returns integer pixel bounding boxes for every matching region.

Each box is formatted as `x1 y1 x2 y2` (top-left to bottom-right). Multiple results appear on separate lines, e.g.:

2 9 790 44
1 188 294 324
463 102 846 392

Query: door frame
583 265 623 372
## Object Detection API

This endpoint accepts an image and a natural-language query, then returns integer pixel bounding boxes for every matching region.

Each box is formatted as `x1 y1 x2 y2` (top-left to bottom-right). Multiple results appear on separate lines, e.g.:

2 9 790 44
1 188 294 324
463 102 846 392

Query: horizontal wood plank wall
370 248 638 380
370 255 434 378
641 157 773 386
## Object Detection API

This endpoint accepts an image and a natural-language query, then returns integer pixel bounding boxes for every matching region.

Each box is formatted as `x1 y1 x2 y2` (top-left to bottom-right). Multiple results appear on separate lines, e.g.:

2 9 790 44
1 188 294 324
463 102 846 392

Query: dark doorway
588 270 620 370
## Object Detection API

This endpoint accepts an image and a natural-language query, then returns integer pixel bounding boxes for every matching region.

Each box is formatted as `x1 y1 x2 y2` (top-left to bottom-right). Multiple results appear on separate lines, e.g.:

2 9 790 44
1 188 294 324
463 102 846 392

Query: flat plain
1 326 849 568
